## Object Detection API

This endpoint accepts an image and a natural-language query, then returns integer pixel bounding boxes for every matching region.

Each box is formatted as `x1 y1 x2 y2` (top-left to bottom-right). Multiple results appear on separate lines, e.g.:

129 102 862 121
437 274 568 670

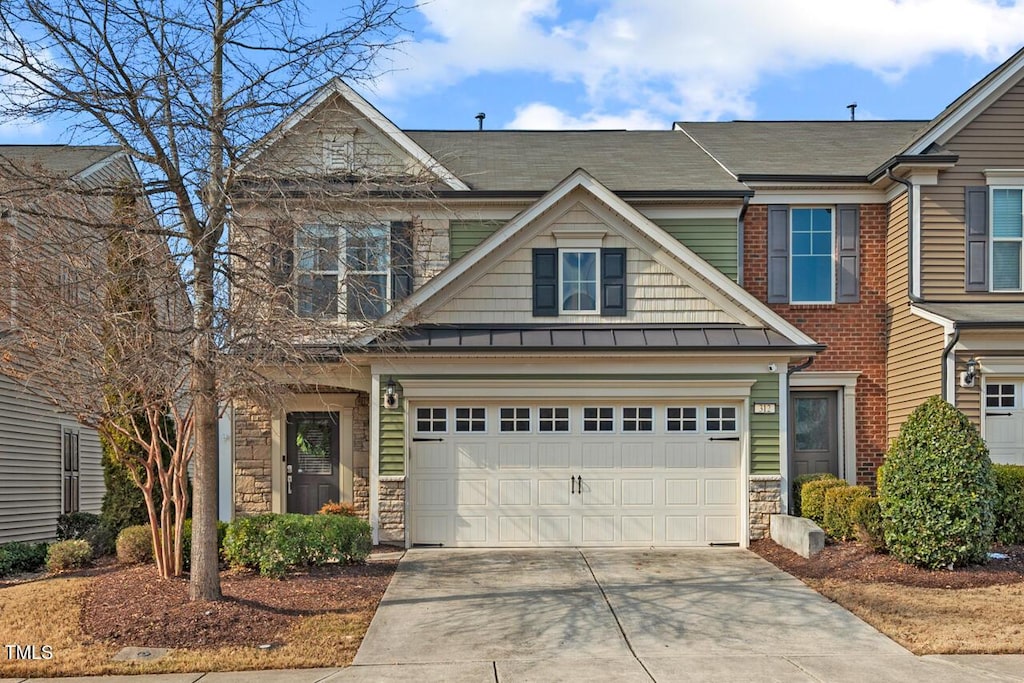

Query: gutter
787 356 815 376
885 169 922 302
940 326 961 402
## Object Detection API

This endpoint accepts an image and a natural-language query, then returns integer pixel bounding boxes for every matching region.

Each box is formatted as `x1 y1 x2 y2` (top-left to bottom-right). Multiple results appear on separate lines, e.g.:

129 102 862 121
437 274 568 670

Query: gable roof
406 131 748 194
0 145 122 179
369 167 817 347
674 121 927 179
237 79 470 191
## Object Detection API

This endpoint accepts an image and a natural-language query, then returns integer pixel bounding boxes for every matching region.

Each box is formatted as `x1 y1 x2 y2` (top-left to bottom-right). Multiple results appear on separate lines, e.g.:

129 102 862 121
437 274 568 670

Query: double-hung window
295 223 398 320
561 250 599 313
991 188 1024 291
790 208 834 304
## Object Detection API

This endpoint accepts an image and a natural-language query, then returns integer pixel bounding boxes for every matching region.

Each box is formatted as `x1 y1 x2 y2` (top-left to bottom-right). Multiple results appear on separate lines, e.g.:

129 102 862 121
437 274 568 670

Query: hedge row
223 513 371 577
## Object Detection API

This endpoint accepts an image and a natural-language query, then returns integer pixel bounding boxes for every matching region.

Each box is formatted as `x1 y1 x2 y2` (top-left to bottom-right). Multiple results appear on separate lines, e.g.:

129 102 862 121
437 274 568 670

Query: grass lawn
0 557 397 678
752 539 1024 655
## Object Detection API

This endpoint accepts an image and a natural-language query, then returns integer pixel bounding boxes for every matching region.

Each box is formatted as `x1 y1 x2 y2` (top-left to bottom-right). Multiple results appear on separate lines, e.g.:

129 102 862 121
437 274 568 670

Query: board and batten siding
382 374 780 477
885 192 944 442
651 218 738 281
427 204 740 325
0 374 103 543
919 78 1024 300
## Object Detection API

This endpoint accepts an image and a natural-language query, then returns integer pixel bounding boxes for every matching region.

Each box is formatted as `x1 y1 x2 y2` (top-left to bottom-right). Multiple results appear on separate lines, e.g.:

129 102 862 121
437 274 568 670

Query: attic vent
325 137 355 171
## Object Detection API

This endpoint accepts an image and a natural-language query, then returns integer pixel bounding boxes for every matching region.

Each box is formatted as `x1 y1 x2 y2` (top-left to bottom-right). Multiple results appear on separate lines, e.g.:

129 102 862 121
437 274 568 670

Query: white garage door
984 381 1024 465
408 402 744 547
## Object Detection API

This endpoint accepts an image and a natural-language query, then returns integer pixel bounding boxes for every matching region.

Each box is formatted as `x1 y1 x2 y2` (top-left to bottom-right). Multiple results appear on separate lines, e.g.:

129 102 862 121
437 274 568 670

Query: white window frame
414 407 448 434
538 406 571 433
498 406 532 433
985 382 1017 409
558 248 600 315
666 406 699 433
295 223 392 321
454 406 487 433
989 186 1024 292
705 406 739 433
582 406 615 433
788 206 836 305
621 406 654 432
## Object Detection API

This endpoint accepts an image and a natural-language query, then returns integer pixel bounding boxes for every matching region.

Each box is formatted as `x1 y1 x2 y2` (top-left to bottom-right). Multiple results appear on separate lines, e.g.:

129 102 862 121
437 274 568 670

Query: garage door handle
709 437 740 441
571 476 575 494
986 412 1013 417
413 437 445 442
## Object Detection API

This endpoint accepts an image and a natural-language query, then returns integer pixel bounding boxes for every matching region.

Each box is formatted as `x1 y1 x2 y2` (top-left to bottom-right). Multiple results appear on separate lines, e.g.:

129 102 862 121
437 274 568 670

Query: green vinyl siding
652 218 738 281
385 373 780 476
380 385 405 476
450 219 505 261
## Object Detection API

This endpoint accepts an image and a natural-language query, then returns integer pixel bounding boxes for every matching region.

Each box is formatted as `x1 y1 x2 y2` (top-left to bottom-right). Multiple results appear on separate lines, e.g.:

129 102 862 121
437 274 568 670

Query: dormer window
560 250 599 313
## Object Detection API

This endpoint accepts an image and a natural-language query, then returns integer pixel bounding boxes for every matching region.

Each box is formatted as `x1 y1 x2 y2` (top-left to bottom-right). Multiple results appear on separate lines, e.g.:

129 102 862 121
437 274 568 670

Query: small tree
879 396 997 568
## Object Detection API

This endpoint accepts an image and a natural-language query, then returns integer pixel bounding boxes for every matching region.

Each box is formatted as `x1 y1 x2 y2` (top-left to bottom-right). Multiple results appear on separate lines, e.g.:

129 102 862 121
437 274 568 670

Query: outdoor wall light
961 357 979 388
384 377 398 409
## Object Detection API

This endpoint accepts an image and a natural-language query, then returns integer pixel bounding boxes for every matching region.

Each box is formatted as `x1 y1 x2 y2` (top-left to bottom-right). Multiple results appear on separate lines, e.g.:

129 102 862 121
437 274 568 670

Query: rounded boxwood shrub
116 524 154 565
851 496 886 552
823 485 870 541
878 396 996 568
792 473 838 517
993 464 1024 545
801 477 848 524
46 539 92 572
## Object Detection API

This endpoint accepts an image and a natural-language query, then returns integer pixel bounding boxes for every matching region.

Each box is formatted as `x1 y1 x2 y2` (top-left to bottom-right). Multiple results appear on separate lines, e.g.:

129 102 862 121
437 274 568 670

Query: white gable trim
906 49 1024 155
370 168 817 346
238 79 470 191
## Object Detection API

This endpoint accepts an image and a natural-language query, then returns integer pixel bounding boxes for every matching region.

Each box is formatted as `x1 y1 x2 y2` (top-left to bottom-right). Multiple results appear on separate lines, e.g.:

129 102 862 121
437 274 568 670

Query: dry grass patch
810 579 1024 654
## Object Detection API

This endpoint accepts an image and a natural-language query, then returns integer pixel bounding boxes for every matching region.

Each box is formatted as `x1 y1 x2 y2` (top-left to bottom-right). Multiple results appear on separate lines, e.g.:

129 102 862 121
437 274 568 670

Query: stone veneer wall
378 477 406 543
234 402 274 516
749 475 782 541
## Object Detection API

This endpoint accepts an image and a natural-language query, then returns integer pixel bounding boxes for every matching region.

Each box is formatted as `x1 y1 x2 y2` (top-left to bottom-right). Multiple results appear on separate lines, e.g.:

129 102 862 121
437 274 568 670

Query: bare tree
0 0 412 600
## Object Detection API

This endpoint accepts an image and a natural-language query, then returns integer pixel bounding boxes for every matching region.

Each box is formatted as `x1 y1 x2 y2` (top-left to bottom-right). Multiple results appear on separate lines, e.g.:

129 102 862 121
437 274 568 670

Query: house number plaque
753 402 777 414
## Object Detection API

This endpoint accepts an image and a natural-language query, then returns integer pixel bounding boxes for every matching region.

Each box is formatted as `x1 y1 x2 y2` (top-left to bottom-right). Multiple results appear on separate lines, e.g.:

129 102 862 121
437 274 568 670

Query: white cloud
507 102 667 129
373 0 1024 128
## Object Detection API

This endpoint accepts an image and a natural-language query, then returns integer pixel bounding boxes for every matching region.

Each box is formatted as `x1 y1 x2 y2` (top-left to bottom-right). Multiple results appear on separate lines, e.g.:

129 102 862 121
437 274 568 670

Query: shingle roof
406 131 748 193
0 145 121 178
675 121 929 178
367 324 820 351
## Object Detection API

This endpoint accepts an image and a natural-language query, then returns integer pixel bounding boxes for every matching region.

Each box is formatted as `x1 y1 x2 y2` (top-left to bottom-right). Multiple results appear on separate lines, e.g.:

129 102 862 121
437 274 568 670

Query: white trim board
398 378 757 400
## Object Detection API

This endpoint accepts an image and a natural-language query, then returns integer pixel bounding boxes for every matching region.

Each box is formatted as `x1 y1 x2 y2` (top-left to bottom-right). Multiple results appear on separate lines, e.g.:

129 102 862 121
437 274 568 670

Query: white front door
984 381 1024 465
408 402 744 547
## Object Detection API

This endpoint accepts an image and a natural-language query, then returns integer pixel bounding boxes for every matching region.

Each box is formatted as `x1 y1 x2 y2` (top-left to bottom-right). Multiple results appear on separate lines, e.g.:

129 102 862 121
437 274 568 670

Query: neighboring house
0 145 135 543
228 47 1024 549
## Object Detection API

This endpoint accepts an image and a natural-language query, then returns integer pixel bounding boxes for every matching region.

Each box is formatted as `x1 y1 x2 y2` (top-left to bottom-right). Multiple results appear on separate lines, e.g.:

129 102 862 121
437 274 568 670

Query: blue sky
4 0 1024 142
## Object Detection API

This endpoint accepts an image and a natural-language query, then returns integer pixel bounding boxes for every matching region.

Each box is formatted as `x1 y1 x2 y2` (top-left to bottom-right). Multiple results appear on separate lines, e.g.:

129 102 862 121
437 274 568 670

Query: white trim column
370 373 381 545
778 365 790 514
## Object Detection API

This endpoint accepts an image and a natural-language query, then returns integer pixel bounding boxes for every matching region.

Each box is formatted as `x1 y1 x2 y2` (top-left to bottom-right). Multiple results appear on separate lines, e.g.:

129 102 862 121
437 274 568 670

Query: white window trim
295 223 392 320
788 206 836 305
582 406 616 433
538 406 571 433
665 406 700 433
558 248 601 315
498 406 532 433
621 406 655 433
704 405 739 433
454 406 488 433
414 407 448 434
988 186 1024 292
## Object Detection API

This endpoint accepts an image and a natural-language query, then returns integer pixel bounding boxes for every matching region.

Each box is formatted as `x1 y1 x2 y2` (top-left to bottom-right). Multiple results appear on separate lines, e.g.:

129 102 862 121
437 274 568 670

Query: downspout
886 168 922 302
787 356 815 376
737 194 751 287
940 326 960 402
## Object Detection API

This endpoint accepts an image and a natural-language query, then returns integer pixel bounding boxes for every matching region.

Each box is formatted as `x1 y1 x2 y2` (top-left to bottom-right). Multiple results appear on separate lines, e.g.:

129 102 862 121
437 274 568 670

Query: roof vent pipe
847 103 857 121
475 112 485 130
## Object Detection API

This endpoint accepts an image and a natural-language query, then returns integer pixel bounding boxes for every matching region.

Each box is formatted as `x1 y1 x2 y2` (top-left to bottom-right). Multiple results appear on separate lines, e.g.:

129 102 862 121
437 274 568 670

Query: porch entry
790 391 839 477
286 411 340 514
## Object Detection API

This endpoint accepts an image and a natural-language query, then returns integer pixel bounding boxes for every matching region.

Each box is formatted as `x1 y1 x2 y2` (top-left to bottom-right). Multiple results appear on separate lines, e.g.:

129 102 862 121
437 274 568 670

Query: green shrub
182 518 229 571
0 541 49 576
801 478 848 524
46 539 92 572
116 525 154 565
224 513 371 577
84 521 119 558
792 472 839 517
823 485 870 540
851 496 886 552
56 512 101 541
878 396 996 569
993 464 1024 545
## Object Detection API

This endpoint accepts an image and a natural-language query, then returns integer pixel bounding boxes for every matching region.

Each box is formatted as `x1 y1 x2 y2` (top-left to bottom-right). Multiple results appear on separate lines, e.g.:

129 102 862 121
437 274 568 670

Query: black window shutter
391 221 414 301
965 186 989 291
270 239 294 286
532 248 558 316
766 205 790 303
601 248 627 316
836 205 860 303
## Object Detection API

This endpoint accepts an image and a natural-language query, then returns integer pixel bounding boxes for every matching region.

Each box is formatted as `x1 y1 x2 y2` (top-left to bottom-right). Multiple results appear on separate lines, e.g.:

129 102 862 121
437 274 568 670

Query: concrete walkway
7 548 1024 681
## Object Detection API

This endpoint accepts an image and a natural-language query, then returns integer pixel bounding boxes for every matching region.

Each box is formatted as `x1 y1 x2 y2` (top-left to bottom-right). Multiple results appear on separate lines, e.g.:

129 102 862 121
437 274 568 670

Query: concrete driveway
335 548 1023 682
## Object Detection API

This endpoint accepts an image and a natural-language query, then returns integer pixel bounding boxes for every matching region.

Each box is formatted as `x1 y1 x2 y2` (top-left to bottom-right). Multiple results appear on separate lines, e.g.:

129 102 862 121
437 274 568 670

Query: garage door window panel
584 407 615 432
416 407 447 433
455 407 487 432
666 407 698 432
987 384 1016 408
622 407 654 432
538 407 570 432
500 407 531 433
706 406 738 432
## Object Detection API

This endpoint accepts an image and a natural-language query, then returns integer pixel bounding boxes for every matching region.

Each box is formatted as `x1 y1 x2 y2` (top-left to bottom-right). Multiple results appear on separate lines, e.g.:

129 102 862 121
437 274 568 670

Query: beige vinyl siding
652 218 738 281
920 78 1024 300
954 351 983 429
450 220 504 261
886 192 945 442
426 204 740 325
0 375 102 543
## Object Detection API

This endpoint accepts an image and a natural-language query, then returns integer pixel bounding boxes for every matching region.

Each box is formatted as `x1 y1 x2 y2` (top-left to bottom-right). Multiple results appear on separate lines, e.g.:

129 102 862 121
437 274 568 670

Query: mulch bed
82 559 398 649
751 538 1024 588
